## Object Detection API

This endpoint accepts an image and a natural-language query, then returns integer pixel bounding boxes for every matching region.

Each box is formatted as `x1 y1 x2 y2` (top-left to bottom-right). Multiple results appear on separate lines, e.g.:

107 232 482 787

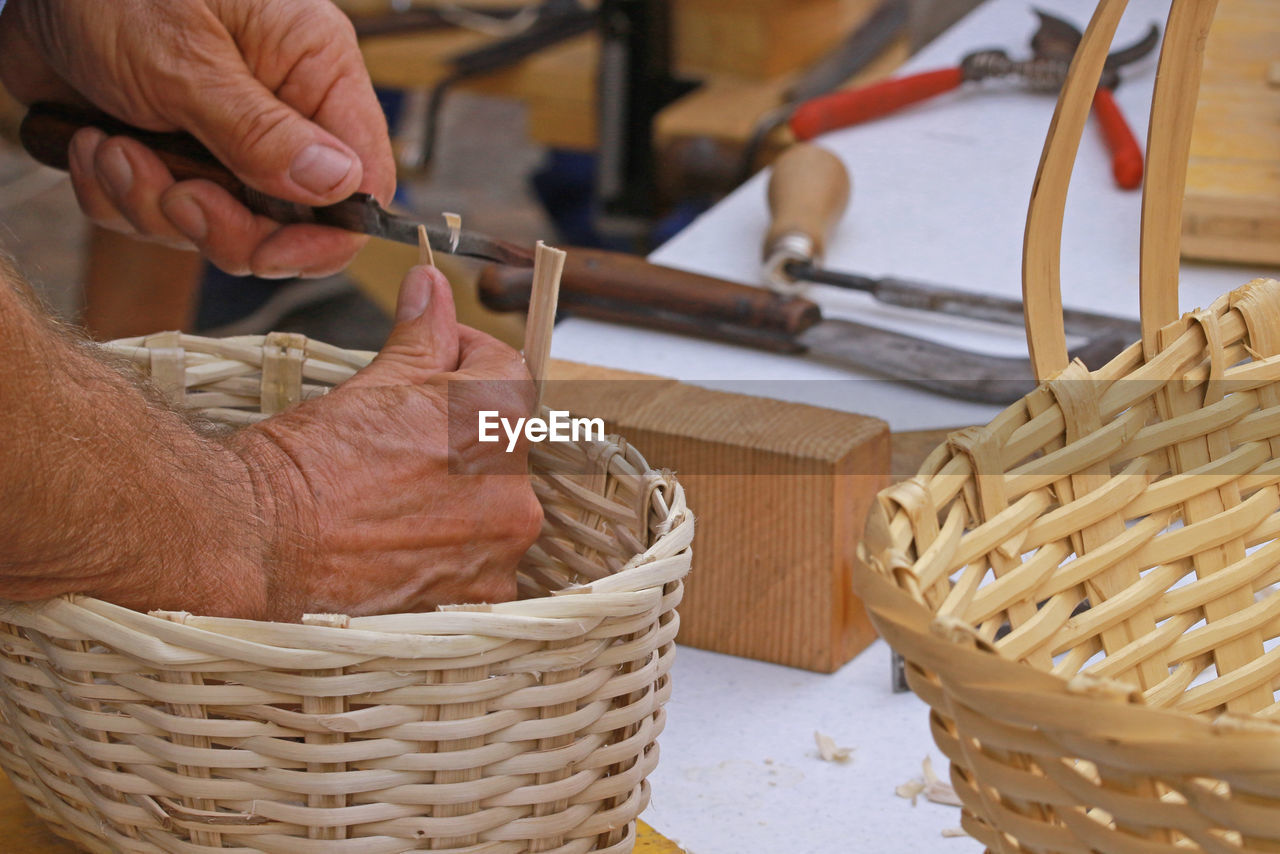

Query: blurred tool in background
788 9 1158 189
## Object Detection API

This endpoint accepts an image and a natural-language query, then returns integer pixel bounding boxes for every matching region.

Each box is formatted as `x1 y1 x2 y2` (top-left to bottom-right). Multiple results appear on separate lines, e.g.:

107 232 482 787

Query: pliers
788 9 1160 190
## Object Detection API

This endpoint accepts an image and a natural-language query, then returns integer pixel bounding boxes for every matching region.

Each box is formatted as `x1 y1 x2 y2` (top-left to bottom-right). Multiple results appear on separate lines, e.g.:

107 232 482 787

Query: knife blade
477 248 1131 406
18 102 533 268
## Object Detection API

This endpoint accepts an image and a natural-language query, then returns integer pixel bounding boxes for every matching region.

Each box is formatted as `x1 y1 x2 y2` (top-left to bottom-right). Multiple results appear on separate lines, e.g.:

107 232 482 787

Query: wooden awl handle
763 144 851 289
478 247 822 353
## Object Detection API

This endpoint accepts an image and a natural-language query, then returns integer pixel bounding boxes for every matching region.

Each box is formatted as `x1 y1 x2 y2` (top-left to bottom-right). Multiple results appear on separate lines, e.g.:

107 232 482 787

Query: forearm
0 259 271 617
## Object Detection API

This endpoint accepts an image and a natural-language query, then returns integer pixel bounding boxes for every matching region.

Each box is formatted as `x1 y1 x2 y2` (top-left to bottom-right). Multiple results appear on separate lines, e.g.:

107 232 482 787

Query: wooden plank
1181 0 1280 266
545 360 890 673
359 31 597 150
0 772 78 853
673 0 882 80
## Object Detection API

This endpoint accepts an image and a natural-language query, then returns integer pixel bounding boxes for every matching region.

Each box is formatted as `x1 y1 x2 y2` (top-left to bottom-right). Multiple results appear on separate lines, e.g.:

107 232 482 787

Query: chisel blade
309 194 536 268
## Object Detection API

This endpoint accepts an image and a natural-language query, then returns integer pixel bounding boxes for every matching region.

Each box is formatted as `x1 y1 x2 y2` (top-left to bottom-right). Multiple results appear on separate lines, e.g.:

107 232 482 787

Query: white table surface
556 1 1279 851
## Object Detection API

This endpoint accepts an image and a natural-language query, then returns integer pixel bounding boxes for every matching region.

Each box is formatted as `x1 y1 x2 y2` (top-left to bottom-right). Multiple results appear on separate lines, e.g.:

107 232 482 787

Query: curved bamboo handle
1022 0 1216 380
1022 0 1129 380
1139 1 1218 359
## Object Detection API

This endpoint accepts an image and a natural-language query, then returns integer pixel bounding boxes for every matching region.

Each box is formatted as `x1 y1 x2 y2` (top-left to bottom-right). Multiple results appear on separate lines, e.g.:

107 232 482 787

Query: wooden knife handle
20 102 250 204
764 144 851 263
478 247 822 353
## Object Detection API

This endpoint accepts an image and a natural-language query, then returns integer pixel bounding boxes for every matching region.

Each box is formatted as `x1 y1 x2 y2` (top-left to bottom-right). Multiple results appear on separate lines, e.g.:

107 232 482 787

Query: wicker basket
0 330 692 853
855 1 1280 851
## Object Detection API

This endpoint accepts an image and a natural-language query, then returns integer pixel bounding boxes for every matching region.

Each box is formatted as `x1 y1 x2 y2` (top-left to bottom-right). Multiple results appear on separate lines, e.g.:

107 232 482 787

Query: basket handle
1022 0 1219 380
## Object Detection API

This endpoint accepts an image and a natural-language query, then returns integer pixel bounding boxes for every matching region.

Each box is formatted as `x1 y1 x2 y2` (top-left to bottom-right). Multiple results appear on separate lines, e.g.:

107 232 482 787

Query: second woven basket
857 0 1280 851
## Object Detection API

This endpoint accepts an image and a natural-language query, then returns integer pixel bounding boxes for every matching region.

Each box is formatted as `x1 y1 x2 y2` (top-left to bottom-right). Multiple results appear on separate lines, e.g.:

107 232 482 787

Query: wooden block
545 360 890 673
673 0 883 80
1182 0 1280 267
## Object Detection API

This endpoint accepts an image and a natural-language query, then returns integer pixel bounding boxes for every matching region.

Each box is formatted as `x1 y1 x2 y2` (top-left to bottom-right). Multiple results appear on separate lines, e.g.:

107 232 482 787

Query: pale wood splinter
523 241 567 407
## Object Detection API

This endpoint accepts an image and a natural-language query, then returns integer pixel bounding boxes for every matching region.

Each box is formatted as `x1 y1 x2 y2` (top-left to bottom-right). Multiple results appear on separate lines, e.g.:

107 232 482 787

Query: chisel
18 102 533 268
762 142 1141 341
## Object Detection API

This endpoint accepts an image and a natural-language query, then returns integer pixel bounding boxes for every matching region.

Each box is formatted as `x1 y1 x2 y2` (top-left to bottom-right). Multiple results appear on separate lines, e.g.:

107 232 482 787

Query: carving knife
476 248 1133 406
17 102 534 268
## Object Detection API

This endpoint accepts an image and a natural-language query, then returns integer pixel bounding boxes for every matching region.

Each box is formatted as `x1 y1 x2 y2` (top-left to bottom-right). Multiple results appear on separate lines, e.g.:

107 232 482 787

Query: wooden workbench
0 771 687 852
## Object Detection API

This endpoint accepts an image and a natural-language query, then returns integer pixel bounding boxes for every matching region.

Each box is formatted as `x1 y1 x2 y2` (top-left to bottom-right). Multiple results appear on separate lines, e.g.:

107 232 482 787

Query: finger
91 136 195 250
170 57 363 206
344 265 461 388
219 2 396 205
158 181 282 277
158 180 361 278
453 325 533 382
66 128 133 234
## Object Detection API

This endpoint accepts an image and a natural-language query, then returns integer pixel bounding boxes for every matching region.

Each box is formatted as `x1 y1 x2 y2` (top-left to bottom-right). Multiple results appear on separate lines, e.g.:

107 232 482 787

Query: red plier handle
788 68 964 141
788 69 1144 191
1092 88 1143 189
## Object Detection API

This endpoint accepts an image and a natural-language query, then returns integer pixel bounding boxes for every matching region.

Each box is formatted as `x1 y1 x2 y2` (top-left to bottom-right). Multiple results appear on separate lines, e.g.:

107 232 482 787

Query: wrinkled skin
0 0 395 277
232 266 544 619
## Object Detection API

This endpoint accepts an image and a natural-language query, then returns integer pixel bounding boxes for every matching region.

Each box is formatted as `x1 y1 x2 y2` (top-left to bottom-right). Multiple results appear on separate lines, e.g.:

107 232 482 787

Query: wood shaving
941 828 967 838
922 756 963 807
443 211 462 252
895 779 926 805
813 730 853 763
896 757 963 807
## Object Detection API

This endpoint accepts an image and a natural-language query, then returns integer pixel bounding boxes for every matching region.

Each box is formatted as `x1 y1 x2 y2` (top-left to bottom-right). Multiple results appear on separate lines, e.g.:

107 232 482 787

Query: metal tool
761 143 1141 348
477 247 1135 406
18 103 533 268
788 9 1159 189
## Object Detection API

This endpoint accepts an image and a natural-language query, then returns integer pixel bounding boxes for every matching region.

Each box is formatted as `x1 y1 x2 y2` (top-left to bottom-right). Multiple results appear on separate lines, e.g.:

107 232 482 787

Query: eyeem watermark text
478 410 605 452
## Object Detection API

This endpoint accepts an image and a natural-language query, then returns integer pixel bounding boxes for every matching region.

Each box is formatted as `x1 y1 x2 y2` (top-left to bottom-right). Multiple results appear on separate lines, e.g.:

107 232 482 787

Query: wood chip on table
896 756 962 807
813 730 853 763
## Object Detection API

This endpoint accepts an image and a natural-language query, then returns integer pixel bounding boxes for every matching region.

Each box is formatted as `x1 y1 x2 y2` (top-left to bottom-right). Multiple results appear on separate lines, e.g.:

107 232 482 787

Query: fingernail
289 143 355 196
396 270 432 322
99 145 134 198
162 193 208 242
70 128 105 176
258 269 301 281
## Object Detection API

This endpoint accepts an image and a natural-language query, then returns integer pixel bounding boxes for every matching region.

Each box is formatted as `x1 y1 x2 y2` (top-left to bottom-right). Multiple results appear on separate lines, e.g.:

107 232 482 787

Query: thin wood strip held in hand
0 330 693 851
857 0 1280 849
524 241 567 406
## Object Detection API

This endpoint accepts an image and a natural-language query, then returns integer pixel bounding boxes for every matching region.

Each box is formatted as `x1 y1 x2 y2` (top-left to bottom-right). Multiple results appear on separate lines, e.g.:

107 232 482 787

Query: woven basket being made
0 331 692 853
855 1 1280 852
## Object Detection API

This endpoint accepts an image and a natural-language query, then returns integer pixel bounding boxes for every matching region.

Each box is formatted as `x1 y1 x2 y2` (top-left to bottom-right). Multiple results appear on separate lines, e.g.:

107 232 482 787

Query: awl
762 143 1142 344
18 102 533 268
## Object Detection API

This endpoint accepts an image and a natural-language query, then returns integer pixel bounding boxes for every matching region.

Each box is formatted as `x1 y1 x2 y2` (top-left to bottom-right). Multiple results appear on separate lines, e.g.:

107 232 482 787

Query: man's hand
0 259 540 620
0 0 395 278
231 265 543 619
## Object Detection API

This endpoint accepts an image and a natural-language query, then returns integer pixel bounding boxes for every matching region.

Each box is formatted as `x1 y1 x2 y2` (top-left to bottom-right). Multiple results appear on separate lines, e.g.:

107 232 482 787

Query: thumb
346 266 461 388
175 69 363 205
